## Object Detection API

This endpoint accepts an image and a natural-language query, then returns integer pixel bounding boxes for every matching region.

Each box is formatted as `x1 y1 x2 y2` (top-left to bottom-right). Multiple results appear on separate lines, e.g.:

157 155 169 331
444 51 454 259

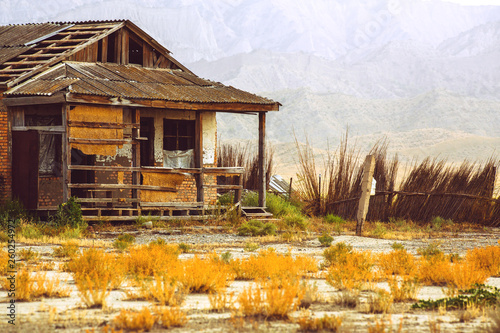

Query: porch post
195 111 204 203
258 112 266 207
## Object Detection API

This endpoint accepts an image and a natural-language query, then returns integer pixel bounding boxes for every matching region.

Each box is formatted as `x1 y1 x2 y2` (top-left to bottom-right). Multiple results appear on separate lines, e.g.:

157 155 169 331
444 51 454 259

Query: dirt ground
3 226 500 333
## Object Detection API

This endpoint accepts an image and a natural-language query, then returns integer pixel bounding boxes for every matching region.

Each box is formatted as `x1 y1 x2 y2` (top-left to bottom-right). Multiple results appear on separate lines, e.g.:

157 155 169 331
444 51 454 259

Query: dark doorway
12 130 39 210
140 117 155 166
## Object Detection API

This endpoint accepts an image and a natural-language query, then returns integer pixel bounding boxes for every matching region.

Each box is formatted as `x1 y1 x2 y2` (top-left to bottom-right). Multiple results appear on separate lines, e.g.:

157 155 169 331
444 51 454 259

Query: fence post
356 155 375 236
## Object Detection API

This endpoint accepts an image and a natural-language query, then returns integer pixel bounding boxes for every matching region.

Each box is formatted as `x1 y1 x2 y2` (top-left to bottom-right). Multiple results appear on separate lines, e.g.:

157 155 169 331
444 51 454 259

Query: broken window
39 134 62 176
23 105 62 176
163 119 195 168
129 37 143 65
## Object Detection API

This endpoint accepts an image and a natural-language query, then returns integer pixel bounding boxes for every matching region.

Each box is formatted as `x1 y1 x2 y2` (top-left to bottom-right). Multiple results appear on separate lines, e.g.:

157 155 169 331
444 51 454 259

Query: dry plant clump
231 248 318 281
125 242 180 278
52 240 80 258
237 277 305 320
326 249 376 291
209 290 235 312
387 275 421 302
67 248 126 308
155 306 189 329
136 274 186 306
466 245 500 276
179 253 235 293
378 249 417 277
1 270 71 301
364 289 393 314
296 311 343 332
113 307 156 332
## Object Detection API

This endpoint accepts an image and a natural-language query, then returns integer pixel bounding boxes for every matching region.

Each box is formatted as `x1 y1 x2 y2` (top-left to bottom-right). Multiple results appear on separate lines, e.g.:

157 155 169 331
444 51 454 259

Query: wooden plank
356 155 376 236
204 185 243 190
39 39 88 44
121 28 129 65
61 104 68 202
132 108 140 209
67 120 139 129
141 167 202 174
12 126 64 133
68 183 177 192
141 202 203 208
101 36 108 63
234 174 243 208
69 165 138 172
195 111 204 203
258 112 266 207
68 138 133 145
78 198 140 203
64 105 71 202
203 167 244 174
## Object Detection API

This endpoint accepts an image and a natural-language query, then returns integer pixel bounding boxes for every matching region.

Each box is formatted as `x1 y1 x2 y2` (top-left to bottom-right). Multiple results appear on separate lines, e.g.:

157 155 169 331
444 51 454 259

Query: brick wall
38 177 63 208
0 98 11 204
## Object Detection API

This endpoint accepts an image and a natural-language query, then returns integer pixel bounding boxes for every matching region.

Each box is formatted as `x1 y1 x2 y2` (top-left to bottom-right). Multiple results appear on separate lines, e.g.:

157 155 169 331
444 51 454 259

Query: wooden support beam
68 183 177 192
195 111 204 203
64 104 71 202
132 109 140 209
121 28 129 65
258 112 266 207
356 155 376 236
2 93 66 106
101 36 108 63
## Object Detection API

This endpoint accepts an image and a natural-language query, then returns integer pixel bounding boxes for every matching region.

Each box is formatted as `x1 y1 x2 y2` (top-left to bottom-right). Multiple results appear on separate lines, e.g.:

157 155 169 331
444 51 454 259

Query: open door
12 130 39 210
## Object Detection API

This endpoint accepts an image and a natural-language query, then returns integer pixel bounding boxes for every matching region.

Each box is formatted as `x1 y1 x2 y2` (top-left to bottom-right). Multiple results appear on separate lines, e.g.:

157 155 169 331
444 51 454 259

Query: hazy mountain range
2 0 500 174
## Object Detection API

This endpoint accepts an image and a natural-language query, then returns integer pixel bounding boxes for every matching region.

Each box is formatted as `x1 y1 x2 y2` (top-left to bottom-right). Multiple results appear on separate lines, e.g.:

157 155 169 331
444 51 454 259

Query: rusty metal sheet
173 70 214 86
3 61 278 106
5 78 76 96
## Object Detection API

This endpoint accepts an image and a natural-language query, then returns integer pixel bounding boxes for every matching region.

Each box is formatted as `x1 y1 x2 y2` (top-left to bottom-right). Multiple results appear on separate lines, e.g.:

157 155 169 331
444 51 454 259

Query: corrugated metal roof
0 46 32 64
4 62 278 107
0 23 71 47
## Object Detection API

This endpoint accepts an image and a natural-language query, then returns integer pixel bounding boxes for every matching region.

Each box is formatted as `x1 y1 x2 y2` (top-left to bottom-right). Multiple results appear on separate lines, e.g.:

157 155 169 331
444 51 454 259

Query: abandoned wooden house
0 20 279 221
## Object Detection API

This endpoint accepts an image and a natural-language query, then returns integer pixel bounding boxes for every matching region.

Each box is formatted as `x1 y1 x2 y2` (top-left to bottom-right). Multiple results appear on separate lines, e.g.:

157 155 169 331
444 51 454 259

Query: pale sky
442 0 500 5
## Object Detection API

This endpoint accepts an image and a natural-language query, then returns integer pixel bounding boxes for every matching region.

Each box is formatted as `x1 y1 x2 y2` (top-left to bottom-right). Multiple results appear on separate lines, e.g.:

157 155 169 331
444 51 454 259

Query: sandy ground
2 228 500 332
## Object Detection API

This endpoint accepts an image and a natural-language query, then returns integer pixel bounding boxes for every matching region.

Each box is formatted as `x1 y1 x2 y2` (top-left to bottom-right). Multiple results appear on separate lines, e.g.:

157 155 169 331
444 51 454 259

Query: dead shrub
113 307 156 332
387 275 421 302
326 249 376 291
179 253 234 293
296 312 343 332
466 245 500 277
67 248 126 308
155 306 189 329
125 242 179 278
231 248 318 281
237 278 305 320
378 249 417 277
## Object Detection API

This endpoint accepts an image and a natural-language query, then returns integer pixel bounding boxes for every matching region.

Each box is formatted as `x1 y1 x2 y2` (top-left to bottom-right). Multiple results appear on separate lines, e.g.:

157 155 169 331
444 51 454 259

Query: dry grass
237 278 305 320
209 290 235 312
155 306 189 329
136 275 186 306
125 242 179 278
466 245 500 276
113 307 156 332
1 270 71 301
378 249 417 277
67 248 126 308
387 275 421 302
179 253 234 293
364 289 393 314
231 248 318 281
52 240 80 258
296 311 343 332
326 249 376 291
